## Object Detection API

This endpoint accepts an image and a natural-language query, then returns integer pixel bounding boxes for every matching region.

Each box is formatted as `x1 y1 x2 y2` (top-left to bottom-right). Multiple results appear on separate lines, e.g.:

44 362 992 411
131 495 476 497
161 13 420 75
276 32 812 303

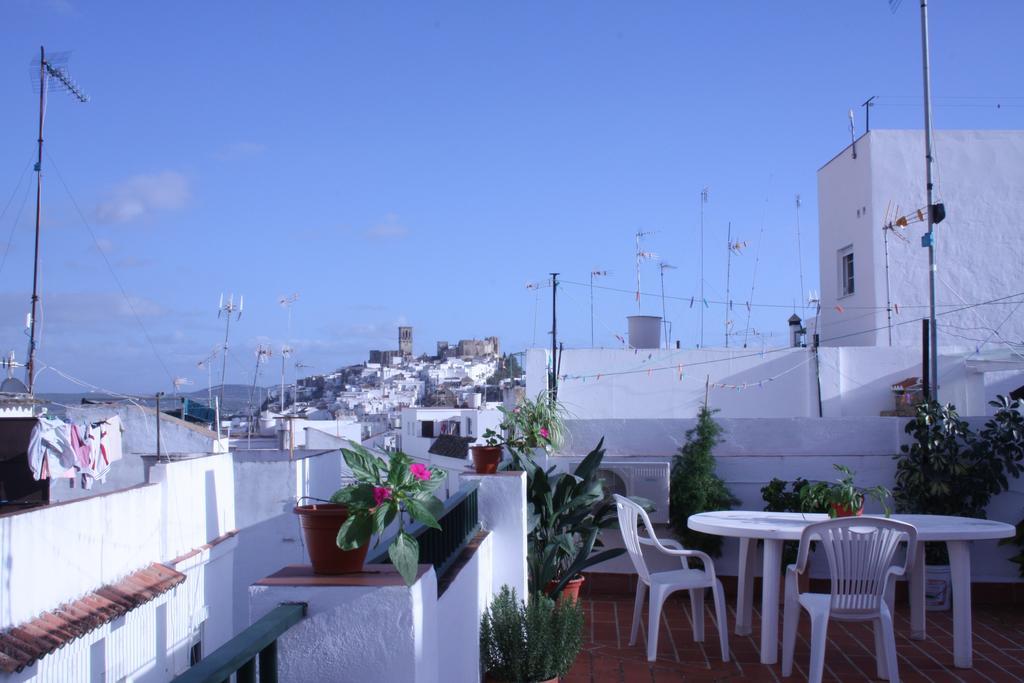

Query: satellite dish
1 378 29 394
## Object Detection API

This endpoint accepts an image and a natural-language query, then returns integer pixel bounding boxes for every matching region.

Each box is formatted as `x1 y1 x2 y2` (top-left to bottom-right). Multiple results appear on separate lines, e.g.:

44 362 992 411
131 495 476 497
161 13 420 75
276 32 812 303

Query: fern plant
669 406 738 557
480 585 584 682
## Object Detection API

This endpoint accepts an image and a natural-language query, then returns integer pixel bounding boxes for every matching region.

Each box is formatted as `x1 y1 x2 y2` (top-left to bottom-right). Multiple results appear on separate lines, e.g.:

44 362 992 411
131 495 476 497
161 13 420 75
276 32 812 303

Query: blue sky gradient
1 1 1022 393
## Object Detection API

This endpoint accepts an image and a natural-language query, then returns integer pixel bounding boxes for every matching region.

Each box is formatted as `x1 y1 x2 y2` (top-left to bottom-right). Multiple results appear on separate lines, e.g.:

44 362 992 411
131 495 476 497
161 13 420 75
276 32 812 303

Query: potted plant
480 585 583 683
669 406 739 559
472 429 505 474
499 390 568 460
799 464 891 518
513 438 645 602
296 444 446 585
895 397 1024 608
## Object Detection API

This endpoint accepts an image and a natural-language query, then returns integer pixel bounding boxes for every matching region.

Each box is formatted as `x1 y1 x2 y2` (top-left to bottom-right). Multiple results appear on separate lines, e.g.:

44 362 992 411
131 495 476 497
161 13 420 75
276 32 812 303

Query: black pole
155 392 164 461
550 273 558 401
27 46 46 394
921 319 930 402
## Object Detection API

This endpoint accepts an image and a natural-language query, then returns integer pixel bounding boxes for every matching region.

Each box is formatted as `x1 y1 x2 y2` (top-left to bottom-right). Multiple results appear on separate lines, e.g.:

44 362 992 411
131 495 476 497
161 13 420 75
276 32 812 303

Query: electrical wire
43 149 176 388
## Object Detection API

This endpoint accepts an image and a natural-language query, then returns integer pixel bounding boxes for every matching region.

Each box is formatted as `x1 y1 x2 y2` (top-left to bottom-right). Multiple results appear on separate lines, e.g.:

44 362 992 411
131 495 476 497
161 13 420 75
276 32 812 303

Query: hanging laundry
95 416 124 480
27 417 73 481
689 297 694 308
703 299 709 308
835 305 845 313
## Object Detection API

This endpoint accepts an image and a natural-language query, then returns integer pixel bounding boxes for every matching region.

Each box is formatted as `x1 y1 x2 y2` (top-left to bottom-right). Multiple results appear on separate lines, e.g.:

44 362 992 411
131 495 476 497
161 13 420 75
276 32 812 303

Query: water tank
627 315 662 349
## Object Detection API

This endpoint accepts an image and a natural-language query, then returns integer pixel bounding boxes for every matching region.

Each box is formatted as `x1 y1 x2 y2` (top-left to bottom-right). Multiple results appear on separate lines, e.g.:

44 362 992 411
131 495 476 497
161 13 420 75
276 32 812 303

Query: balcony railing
366 479 481 583
171 602 306 683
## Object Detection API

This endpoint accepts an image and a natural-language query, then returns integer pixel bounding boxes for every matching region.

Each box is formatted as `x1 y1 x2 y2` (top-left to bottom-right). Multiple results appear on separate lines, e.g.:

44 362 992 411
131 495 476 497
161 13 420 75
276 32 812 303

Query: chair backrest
798 517 917 615
613 494 657 582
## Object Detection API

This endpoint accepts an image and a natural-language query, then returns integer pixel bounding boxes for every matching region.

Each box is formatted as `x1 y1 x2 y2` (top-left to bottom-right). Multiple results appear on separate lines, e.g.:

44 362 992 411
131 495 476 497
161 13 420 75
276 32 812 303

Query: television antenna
197 347 219 405
278 293 299 411
589 270 610 348
634 231 657 311
172 377 194 396
25 47 88 393
724 222 747 347
658 263 676 348
217 293 243 408
699 186 709 347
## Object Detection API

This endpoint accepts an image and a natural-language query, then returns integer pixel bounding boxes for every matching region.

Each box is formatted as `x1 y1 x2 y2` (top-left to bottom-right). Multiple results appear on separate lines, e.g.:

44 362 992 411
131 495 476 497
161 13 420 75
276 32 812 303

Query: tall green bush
669 406 738 557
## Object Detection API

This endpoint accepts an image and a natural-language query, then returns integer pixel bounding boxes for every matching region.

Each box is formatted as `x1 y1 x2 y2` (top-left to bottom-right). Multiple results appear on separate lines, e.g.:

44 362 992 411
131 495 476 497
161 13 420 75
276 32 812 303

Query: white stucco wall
462 472 528 600
559 417 1023 582
249 569 439 683
148 452 236 561
818 130 1024 353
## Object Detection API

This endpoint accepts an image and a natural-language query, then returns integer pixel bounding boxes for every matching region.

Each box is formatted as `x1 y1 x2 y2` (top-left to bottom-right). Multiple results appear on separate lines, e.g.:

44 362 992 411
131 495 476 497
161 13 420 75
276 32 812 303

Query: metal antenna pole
795 195 806 317
550 273 558 401
883 226 894 346
217 294 242 409
27 47 46 393
590 271 595 348
699 187 708 347
919 0 939 396
659 263 676 349
725 222 732 348
25 46 87 392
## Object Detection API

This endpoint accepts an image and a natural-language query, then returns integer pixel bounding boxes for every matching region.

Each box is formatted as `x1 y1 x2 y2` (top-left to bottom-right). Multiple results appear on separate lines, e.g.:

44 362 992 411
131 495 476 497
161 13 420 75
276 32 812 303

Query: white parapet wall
461 471 527 600
250 566 439 683
560 417 1024 583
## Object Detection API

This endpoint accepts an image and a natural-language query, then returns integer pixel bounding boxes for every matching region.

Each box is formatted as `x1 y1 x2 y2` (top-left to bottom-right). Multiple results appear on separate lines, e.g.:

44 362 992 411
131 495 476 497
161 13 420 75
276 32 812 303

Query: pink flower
409 463 431 481
539 427 550 440
373 486 393 505
513 407 520 413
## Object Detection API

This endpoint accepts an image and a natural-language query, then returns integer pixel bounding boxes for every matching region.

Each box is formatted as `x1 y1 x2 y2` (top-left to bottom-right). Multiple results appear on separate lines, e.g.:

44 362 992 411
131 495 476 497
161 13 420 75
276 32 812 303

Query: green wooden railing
366 480 481 580
171 602 306 683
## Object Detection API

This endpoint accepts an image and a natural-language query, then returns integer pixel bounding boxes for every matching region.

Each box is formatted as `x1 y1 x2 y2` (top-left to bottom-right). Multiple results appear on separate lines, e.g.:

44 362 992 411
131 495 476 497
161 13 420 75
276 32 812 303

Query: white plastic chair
781 518 918 683
613 494 729 663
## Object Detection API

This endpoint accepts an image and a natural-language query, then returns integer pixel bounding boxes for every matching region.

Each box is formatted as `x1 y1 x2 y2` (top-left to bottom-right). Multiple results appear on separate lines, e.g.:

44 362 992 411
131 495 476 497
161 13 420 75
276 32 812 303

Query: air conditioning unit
595 460 671 524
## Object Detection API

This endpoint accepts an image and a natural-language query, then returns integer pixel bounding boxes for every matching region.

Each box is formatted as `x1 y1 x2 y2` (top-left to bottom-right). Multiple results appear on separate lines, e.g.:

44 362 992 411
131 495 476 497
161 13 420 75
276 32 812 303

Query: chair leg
647 585 669 662
781 590 800 677
879 606 900 683
630 579 647 646
872 618 888 680
689 588 706 642
711 579 730 663
806 611 830 683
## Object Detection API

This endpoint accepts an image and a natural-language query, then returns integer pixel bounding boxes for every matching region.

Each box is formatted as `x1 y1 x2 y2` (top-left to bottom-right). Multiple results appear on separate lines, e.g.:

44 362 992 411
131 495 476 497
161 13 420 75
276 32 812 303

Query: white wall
818 130 1024 352
558 417 1023 583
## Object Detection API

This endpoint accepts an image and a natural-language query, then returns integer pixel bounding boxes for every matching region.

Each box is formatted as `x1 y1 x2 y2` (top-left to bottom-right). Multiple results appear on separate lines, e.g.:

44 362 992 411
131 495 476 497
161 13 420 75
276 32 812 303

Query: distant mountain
37 384 269 418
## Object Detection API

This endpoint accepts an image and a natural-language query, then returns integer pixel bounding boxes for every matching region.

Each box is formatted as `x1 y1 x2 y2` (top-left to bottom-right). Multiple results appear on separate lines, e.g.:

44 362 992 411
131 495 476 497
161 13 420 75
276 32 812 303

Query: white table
687 511 1015 668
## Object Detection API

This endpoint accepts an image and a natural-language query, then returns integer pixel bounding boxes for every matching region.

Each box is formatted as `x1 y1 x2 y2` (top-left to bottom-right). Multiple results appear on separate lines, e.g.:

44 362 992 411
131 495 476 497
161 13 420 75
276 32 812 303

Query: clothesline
28 414 124 490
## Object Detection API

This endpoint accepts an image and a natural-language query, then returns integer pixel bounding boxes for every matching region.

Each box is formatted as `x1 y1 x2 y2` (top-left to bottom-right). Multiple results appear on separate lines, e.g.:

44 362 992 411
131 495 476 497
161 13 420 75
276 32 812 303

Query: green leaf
342 446 380 483
405 497 441 530
372 500 397 532
388 531 420 586
330 483 376 508
336 512 373 550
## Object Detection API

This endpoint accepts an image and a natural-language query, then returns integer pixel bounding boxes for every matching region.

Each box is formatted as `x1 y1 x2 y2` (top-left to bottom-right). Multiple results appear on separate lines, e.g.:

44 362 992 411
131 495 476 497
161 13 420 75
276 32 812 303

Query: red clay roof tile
0 562 185 673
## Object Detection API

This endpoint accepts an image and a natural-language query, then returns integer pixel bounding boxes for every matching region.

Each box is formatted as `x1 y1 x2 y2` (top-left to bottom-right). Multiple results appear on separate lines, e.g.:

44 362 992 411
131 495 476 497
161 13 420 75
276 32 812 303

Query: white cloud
364 213 409 240
95 171 190 224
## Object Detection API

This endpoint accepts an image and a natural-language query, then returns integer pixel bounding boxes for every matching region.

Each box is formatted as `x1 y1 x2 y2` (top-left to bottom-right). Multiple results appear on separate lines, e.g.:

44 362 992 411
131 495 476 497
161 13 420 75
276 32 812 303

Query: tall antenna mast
658 262 676 349
699 187 709 347
634 231 657 312
217 293 243 409
589 270 609 348
725 228 747 348
279 293 299 412
26 46 88 393
794 194 806 316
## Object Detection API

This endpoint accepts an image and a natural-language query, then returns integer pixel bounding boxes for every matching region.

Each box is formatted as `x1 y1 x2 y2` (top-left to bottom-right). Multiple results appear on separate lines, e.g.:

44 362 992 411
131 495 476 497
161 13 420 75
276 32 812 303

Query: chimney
788 314 806 348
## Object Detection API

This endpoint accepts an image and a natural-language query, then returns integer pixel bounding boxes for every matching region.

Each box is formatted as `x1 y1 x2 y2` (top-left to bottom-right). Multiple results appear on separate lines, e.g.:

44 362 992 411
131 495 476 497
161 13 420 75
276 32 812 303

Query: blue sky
1 1 1022 394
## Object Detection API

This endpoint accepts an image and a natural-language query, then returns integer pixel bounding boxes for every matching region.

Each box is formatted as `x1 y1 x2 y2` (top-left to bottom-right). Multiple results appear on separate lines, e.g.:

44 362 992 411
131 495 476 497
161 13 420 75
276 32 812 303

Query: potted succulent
471 429 505 474
480 585 583 683
296 444 446 585
799 464 891 518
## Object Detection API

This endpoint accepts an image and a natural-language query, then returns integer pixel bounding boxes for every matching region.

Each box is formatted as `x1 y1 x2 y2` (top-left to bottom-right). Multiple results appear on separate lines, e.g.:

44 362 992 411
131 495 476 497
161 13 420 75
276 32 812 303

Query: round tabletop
687 511 1016 542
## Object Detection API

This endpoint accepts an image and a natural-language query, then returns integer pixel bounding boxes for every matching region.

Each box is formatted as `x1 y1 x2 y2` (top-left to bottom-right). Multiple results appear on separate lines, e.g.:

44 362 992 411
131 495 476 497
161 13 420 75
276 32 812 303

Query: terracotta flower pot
546 575 585 604
830 502 864 518
294 503 370 575
471 445 503 474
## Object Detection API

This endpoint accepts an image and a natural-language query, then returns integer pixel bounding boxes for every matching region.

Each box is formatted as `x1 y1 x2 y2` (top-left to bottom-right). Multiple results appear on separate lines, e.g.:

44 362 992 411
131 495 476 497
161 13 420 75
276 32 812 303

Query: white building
817 129 1024 352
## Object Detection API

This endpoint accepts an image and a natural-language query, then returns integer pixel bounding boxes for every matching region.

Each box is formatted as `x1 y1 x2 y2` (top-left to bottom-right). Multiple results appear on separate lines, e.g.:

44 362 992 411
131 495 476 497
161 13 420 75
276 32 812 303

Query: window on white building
838 246 855 297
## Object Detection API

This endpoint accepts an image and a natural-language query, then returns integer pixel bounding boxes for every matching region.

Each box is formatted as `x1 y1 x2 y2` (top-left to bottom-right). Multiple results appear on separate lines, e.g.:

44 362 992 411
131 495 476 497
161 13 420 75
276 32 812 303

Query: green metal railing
171 603 306 683
366 480 481 580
